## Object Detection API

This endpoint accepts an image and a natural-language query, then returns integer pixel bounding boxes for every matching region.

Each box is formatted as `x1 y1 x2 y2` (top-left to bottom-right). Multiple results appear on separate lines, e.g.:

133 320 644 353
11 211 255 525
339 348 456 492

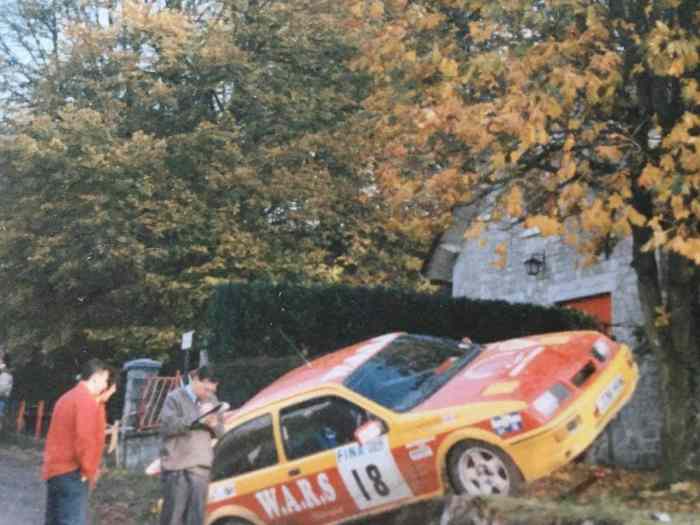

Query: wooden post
16 400 25 433
35 401 45 441
107 420 119 455
114 419 122 468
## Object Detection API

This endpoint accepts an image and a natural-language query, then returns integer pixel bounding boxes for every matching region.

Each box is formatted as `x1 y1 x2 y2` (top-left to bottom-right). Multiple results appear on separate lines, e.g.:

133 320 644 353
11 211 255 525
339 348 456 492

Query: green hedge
206 281 599 363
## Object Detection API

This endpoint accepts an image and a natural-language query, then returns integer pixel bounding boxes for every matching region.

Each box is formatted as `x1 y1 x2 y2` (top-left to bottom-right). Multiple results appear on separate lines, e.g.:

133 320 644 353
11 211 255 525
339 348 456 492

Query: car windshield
343 334 480 412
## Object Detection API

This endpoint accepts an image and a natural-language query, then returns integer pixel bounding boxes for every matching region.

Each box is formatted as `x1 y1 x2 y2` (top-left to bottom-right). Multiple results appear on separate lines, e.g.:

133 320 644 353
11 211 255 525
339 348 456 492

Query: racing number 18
351 464 390 501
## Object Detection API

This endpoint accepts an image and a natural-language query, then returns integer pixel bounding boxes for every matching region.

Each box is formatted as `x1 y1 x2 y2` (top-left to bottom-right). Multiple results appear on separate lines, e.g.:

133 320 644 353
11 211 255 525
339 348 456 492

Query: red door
559 293 612 334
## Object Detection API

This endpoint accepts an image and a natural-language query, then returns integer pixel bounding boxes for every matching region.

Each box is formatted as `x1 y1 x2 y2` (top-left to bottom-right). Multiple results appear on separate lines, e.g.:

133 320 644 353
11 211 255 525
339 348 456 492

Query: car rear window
343 334 480 412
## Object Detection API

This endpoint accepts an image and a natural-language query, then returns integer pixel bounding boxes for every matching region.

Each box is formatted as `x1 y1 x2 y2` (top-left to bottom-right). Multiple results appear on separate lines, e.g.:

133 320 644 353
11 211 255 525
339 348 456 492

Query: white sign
335 435 412 511
181 330 194 350
596 375 624 415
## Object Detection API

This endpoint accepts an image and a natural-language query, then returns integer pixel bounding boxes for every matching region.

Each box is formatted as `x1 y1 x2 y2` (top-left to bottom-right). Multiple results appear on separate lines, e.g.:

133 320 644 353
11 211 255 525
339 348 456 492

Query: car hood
413 331 602 412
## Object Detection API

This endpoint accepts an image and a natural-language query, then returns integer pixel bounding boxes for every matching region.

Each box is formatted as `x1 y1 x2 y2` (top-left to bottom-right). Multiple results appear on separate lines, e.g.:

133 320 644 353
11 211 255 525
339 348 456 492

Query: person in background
158 365 225 525
42 359 112 525
0 359 13 427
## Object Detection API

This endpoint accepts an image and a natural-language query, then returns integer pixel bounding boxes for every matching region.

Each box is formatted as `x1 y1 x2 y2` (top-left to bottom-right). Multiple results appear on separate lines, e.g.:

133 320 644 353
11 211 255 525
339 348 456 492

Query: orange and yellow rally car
156 330 638 525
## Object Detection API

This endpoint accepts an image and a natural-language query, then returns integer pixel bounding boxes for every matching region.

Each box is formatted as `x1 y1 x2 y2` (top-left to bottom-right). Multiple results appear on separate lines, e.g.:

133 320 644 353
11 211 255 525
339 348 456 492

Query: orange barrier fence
10 400 47 441
136 373 180 430
5 373 182 441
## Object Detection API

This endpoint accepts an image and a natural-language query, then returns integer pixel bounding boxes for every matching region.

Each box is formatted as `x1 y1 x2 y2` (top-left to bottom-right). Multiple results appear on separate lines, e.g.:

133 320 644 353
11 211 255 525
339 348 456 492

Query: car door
208 413 290 525
278 394 415 523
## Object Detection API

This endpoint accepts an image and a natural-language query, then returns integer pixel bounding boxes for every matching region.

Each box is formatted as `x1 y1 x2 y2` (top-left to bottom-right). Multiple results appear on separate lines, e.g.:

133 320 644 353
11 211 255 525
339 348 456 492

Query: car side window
280 396 384 461
211 414 278 481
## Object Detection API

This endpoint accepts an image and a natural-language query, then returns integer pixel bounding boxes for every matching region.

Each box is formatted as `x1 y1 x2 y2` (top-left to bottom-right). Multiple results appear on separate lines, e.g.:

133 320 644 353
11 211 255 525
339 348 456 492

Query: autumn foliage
348 0 699 481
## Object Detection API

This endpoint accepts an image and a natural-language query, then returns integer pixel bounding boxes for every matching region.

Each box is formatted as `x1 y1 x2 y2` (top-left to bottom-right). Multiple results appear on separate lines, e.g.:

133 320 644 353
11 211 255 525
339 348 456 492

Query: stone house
424 205 662 469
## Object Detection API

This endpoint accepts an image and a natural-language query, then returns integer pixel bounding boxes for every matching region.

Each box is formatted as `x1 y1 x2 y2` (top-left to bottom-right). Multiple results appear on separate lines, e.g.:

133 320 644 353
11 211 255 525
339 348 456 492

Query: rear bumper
506 345 639 482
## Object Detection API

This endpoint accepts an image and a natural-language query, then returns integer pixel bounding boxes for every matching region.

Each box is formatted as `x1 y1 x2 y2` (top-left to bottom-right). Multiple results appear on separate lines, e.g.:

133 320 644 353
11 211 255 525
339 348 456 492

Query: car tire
214 518 254 525
447 440 523 496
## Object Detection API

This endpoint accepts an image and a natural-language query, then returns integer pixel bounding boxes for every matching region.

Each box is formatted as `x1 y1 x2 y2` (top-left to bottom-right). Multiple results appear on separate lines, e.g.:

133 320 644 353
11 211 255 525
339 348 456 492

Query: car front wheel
214 518 254 525
447 440 523 496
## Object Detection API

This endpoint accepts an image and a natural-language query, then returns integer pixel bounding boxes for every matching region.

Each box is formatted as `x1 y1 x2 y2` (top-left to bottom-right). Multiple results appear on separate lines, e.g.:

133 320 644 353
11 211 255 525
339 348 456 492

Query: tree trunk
632 228 699 483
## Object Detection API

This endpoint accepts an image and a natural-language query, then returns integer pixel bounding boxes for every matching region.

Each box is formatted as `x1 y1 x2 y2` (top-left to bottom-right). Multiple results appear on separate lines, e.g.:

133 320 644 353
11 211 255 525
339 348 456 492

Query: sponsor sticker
336 436 413 510
490 412 523 436
406 439 434 461
209 481 236 502
255 473 337 520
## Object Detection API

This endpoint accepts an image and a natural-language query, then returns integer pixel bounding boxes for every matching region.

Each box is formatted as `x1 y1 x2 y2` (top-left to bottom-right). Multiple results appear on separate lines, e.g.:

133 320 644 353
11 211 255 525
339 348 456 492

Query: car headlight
591 338 611 362
532 383 570 419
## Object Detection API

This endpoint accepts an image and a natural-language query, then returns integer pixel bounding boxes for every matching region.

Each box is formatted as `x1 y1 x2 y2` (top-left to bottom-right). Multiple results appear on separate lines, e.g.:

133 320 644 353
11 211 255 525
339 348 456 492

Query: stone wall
586 354 663 469
119 430 161 471
450 225 664 469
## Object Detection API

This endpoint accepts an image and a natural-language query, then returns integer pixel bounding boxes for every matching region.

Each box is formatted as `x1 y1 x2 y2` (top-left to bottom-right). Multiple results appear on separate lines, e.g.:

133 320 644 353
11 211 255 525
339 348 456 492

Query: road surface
0 444 44 524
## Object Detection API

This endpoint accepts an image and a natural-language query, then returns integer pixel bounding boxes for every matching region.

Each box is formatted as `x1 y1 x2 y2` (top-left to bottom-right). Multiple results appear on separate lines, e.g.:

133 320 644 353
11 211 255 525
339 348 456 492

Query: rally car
154 330 638 525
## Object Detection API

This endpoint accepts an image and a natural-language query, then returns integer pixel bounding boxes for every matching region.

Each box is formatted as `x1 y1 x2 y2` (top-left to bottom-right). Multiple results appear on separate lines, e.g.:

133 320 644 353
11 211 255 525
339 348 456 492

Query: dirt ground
0 445 45 524
2 442 700 525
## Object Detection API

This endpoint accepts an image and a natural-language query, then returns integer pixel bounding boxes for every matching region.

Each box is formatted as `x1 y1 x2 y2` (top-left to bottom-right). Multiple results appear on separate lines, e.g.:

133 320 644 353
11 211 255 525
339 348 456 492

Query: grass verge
91 467 161 525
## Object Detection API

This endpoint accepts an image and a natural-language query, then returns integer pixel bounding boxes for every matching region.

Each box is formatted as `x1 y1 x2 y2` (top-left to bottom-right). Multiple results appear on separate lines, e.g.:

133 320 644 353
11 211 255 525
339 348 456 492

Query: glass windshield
343 334 480 412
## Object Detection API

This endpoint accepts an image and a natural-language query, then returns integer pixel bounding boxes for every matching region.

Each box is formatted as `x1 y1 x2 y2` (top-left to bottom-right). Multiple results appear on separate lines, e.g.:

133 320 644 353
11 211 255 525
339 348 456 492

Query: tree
0 0 427 369
349 0 699 481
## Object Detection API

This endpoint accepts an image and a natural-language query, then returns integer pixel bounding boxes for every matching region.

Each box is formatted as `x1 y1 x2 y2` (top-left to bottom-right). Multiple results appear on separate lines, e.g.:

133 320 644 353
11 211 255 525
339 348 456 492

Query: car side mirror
354 420 383 444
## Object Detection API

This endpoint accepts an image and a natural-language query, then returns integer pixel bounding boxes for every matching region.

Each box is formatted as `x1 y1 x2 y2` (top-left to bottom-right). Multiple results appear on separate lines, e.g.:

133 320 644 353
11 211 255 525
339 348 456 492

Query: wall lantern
524 252 546 276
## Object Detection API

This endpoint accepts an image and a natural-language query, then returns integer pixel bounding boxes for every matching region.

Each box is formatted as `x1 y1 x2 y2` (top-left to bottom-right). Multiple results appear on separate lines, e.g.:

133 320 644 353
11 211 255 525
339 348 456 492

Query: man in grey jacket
158 365 225 525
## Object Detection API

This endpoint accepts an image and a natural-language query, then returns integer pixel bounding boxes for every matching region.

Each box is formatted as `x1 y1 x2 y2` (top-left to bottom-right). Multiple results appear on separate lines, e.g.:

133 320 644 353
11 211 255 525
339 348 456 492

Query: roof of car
239 333 402 413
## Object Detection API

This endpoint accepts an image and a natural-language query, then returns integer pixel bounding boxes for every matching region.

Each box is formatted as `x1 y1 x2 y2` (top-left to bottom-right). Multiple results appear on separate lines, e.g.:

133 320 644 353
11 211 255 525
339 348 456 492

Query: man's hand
198 402 219 428
97 384 117 404
81 474 98 490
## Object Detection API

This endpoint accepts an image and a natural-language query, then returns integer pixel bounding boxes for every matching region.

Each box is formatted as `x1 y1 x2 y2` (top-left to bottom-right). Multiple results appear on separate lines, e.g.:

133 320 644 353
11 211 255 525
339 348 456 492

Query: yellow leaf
557 158 576 181
465 221 485 239
492 152 507 170
439 57 459 78
546 99 563 119
563 135 575 152
596 145 623 162
654 305 670 328
660 154 675 172
682 79 700 104
638 164 662 188
369 1 384 19
525 215 563 236
421 13 443 30
404 256 423 271
431 45 442 65
672 195 690 220
668 59 685 77
505 186 523 218
350 2 365 17
668 238 700 264
608 193 624 209
491 242 508 269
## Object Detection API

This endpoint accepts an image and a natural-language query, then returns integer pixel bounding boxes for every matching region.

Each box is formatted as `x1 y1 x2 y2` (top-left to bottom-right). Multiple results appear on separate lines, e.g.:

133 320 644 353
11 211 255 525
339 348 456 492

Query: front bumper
506 344 639 482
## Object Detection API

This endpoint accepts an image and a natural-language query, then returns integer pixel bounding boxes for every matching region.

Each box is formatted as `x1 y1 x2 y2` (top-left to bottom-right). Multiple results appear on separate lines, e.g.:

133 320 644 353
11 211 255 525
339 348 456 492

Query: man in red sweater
42 358 113 525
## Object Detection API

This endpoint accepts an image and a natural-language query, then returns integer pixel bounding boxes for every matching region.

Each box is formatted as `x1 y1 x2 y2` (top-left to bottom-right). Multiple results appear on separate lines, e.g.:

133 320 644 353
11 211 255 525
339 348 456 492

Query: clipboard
191 403 224 426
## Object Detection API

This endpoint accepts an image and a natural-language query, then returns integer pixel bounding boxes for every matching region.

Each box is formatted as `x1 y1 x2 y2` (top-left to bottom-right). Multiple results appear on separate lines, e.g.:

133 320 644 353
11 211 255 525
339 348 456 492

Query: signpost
181 330 194 382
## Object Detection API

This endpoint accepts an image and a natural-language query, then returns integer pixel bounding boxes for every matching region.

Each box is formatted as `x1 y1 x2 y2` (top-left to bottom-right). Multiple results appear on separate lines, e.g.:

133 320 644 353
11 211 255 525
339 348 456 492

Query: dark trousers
159 469 209 525
45 470 89 525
